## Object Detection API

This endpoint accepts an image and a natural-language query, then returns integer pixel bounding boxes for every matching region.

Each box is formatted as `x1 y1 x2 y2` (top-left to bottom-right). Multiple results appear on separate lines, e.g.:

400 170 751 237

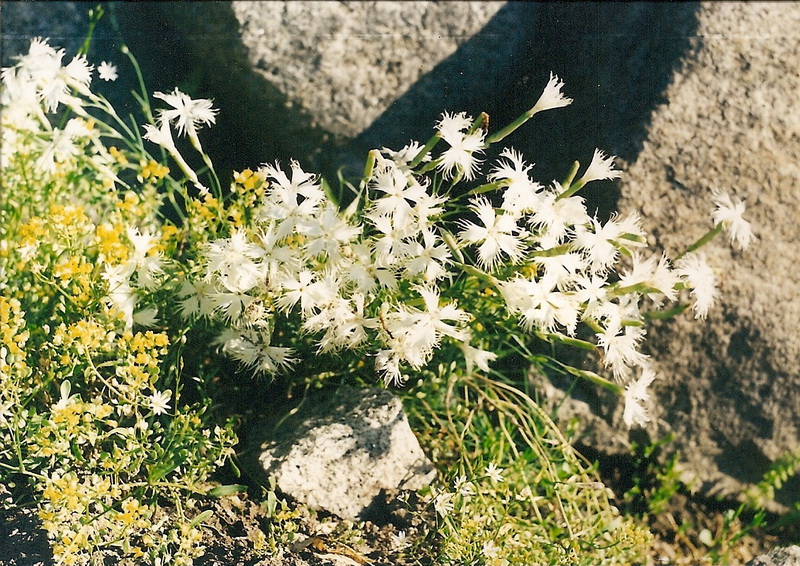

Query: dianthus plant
182 79 750 429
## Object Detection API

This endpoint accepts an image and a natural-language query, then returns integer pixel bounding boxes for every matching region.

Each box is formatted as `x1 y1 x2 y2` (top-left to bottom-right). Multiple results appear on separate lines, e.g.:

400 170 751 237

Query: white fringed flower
676 252 716 319
578 148 622 185
711 191 753 250
623 367 657 427
531 72 573 112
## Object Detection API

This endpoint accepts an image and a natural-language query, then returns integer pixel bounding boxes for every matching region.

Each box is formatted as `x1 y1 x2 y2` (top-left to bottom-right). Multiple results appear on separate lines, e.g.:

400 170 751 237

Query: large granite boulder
535 2 800 507
616 2 800 503
112 1 524 180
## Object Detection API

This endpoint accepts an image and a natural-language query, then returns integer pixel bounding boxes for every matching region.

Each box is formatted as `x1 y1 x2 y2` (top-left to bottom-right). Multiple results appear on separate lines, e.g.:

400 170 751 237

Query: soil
0 487 436 566
3 480 794 566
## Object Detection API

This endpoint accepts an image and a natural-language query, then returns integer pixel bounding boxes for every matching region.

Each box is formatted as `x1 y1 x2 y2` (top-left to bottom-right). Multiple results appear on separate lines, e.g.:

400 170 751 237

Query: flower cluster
171 73 751 428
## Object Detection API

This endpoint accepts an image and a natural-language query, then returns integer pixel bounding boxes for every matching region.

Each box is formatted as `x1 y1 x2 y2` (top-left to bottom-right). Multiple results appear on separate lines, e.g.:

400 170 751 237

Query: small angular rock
246 386 436 520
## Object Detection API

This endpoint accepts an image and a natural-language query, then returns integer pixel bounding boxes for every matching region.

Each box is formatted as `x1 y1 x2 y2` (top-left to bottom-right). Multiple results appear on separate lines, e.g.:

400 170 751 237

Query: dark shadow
6 2 701 213
111 1 339 183
352 2 701 218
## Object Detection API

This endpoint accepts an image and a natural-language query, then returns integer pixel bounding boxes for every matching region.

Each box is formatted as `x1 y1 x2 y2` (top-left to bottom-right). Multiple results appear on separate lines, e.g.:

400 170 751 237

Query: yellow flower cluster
138 158 170 183
0 296 29 375
1 37 239 565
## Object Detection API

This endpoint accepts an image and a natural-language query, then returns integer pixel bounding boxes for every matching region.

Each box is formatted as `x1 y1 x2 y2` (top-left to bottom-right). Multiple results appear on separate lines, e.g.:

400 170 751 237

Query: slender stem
535 331 598 353
78 5 105 56
198 149 222 200
121 44 155 125
446 169 464 191
528 244 574 258
484 108 538 146
643 303 689 321
437 228 464 264
416 158 441 175
608 281 660 297
555 161 582 200
360 149 379 191
466 112 489 136
464 180 505 197
454 262 500 287
409 132 441 169
675 223 724 261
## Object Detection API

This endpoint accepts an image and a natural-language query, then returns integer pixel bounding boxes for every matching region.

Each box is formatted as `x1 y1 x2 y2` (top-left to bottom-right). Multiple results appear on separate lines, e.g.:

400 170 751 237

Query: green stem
409 132 441 169
555 161 582 200
535 331 598 352
608 281 660 297
643 303 690 321
201 151 222 200
465 180 506 197
466 112 489 136
360 149 380 191
447 169 464 190
121 44 155 125
484 108 538 146
439 228 465 264
553 360 622 395
528 244 574 258
675 223 724 261
416 158 441 175
454 262 500 287
78 5 105 56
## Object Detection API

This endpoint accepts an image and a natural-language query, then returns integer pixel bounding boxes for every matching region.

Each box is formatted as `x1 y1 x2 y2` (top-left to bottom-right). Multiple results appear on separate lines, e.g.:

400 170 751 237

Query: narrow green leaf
207 484 248 497
188 509 214 528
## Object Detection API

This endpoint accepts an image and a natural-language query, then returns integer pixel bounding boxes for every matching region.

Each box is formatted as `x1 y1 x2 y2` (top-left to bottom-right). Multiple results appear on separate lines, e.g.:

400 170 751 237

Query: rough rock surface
1 1 89 66
0 506 52 566
114 1 521 178
245 387 436 521
537 2 800 506
747 546 800 566
227 1 506 139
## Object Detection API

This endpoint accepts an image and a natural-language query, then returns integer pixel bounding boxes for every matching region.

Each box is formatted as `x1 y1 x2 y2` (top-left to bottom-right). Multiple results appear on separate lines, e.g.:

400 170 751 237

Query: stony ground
2 482 793 566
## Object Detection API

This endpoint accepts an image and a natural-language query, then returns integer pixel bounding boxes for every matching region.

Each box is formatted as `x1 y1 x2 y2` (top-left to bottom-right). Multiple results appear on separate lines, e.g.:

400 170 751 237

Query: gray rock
0 506 52 566
747 546 800 566
245 386 436 520
112 1 523 179
0 1 89 67
536 2 800 508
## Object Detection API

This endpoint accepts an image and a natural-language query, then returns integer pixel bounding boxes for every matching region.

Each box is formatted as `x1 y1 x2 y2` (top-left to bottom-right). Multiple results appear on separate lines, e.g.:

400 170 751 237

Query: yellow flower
109 145 129 165
137 159 170 183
